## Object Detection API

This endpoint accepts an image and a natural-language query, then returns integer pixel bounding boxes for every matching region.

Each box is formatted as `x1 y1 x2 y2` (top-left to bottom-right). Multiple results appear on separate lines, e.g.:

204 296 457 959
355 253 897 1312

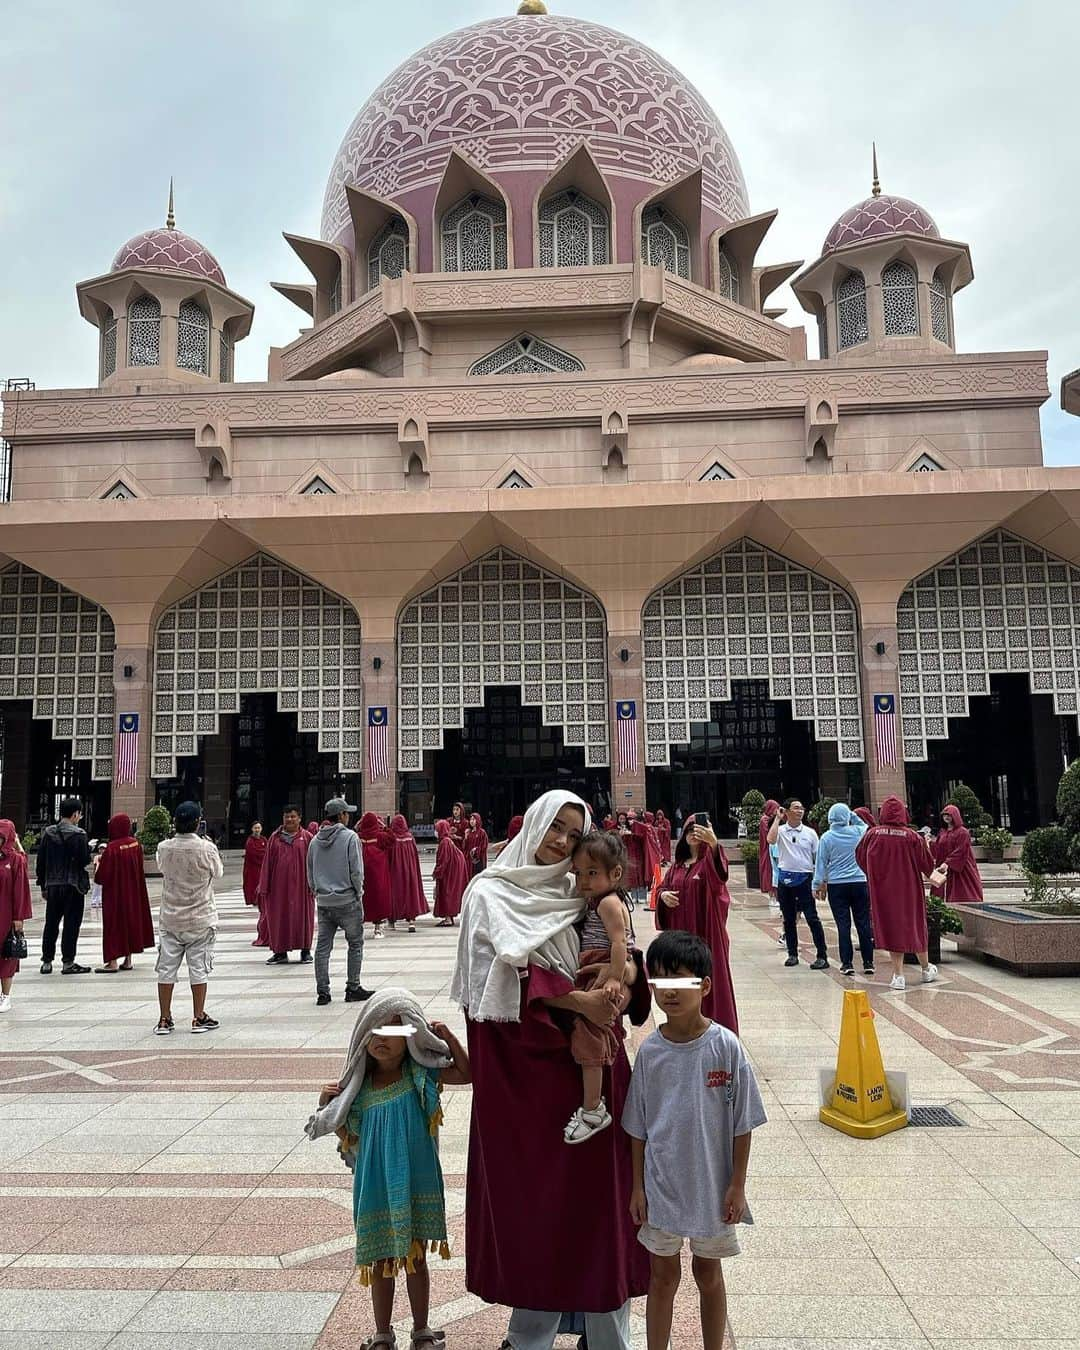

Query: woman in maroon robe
449 801 469 853
634 812 663 894
931 804 984 903
855 795 942 990
433 819 469 925
853 806 877 828
387 814 428 932
0 820 32 1006
759 797 779 896
621 810 645 892
356 812 392 936
654 808 672 862
258 810 314 961
94 814 156 972
464 812 489 875
656 815 739 1032
451 789 649 1342
306 821 319 838
243 823 270 947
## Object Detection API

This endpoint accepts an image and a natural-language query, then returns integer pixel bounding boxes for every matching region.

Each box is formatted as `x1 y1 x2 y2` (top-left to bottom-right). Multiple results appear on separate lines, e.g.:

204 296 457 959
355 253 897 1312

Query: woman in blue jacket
812 804 875 977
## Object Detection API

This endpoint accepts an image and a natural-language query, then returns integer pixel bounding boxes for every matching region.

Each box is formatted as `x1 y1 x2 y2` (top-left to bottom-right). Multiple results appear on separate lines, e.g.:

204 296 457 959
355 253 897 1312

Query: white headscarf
450 789 592 1022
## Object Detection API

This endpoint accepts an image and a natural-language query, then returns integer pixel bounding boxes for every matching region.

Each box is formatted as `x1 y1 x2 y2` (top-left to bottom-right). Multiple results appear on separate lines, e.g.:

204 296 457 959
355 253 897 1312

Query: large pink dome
321 12 749 244
823 194 939 255
111 227 226 285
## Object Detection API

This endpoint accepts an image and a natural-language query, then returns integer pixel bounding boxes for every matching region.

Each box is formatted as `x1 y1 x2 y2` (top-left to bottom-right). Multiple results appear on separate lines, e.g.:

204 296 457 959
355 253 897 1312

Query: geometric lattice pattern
112 226 226 285
538 190 610 268
368 217 409 290
823 193 939 255
0 564 116 780
642 539 864 766
836 272 869 350
468 334 584 377
177 300 209 375
716 247 739 303
930 271 950 344
128 295 161 367
641 204 690 279
441 194 508 273
882 260 919 336
897 530 1080 762
101 313 117 379
152 554 363 780
397 548 609 771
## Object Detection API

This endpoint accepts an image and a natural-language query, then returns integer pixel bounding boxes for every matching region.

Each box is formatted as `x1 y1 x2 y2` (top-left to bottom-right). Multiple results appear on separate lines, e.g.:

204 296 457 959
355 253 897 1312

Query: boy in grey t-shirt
623 930 766 1350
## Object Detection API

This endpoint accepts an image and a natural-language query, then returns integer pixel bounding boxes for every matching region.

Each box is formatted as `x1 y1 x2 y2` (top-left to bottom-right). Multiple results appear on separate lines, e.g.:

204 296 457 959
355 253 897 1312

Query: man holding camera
766 798 829 971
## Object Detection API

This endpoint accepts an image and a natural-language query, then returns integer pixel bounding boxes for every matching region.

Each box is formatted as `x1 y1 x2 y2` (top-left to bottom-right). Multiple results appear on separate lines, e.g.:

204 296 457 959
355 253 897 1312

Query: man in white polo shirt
766 798 829 971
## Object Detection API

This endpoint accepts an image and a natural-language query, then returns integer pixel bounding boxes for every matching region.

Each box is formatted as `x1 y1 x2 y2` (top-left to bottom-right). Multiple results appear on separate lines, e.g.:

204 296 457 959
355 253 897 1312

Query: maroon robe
95 814 156 966
465 965 650 1312
357 812 393 924
433 820 469 919
759 798 779 895
449 804 469 854
855 796 936 952
464 814 489 874
387 814 428 921
242 834 267 906
656 844 738 1033
258 826 314 952
622 814 645 890
853 807 877 828
931 805 984 903
0 821 32 980
634 817 662 891
654 810 672 862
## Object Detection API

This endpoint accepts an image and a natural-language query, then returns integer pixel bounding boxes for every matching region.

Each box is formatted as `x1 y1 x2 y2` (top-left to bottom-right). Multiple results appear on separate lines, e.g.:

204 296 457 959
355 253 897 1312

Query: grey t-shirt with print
622 1021 767 1240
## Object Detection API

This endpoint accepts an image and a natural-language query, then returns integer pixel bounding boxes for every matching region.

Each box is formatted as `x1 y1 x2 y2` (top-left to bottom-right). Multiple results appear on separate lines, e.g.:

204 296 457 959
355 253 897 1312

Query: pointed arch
532 141 616 267
835 270 868 349
397 548 609 771
177 298 210 374
127 294 161 366
642 539 863 767
881 258 919 335
434 150 513 273
151 554 362 780
641 204 690 279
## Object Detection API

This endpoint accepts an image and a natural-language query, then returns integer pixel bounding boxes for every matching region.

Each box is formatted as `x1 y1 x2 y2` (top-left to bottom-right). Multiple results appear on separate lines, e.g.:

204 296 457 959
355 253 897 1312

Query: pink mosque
3 0 1080 840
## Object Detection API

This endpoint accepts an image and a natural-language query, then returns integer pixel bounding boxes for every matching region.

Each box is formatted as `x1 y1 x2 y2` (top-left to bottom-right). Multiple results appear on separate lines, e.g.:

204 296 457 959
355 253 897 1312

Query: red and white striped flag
368 707 389 780
616 700 638 774
873 694 897 770
116 712 139 786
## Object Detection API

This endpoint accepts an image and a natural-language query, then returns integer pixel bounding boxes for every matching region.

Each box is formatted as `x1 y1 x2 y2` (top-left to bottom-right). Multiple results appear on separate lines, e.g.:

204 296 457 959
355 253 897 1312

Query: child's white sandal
563 1099 613 1145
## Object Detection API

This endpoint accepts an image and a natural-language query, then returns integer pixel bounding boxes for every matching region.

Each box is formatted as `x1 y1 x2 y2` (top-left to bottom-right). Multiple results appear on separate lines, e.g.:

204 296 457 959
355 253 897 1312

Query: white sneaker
0 993 10 1013
921 963 939 984
889 974 906 991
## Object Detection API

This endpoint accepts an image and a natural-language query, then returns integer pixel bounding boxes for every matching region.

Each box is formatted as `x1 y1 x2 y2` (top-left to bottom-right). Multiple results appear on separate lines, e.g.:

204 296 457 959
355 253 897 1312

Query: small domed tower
793 149 972 359
76 184 253 387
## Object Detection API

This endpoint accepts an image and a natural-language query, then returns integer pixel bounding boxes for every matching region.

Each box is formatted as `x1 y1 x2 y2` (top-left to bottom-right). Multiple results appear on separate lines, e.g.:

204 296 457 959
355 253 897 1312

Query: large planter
743 856 760 890
956 902 1080 975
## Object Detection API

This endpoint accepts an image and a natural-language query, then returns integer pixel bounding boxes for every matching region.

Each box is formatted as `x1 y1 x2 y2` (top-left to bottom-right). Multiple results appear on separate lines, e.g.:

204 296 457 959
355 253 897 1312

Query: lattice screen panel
397 548 609 771
897 530 1080 761
642 539 864 766
0 564 116 779
152 554 363 779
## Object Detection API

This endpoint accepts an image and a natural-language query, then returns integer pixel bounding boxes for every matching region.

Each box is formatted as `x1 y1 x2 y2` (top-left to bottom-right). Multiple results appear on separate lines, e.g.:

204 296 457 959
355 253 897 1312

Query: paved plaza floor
1 849 1080 1348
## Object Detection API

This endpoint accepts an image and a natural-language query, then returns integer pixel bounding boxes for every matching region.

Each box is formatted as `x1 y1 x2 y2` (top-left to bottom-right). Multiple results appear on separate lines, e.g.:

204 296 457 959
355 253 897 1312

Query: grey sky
2 0 1077 461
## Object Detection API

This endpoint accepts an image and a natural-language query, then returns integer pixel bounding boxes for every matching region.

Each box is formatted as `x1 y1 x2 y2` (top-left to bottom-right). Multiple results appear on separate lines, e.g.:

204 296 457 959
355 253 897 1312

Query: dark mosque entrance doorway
906 673 1080 833
646 679 822 832
429 686 611 836
0 702 110 836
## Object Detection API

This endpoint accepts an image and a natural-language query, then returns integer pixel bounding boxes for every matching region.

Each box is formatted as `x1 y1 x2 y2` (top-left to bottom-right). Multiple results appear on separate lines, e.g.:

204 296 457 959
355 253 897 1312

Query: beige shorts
156 927 215 985
637 1221 741 1260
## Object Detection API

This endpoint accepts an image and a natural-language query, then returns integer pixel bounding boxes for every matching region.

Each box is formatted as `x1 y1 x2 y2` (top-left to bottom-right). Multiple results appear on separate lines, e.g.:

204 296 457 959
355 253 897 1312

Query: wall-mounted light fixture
618 648 630 663
874 641 886 656
122 664 134 678
372 656 383 671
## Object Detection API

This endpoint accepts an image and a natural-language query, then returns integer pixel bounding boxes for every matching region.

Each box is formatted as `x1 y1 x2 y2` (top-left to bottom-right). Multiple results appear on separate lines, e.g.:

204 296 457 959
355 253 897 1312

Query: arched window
930 268 950 344
538 190 609 268
817 313 829 359
101 311 117 379
835 271 868 350
716 246 739 302
219 331 233 383
881 259 919 336
367 216 409 289
641 204 690 279
469 333 584 376
127 294 161 367
441 193 508 273
177 299 210 374
328 271 341 315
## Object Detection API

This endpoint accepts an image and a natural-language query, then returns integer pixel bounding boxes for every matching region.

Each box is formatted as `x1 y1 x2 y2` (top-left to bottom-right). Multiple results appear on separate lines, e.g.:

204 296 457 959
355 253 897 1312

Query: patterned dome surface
321 13 749 243
111 228 226 285
823 194 939 255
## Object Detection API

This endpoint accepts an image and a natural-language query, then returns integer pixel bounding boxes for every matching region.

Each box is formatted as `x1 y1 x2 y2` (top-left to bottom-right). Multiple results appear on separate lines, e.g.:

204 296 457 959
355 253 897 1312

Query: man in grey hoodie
306 797 373 1007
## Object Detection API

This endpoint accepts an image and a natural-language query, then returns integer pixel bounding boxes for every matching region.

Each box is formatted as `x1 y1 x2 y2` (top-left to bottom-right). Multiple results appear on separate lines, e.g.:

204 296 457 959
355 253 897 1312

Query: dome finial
871 142 881 198
166 177 176 230
517 1 548 13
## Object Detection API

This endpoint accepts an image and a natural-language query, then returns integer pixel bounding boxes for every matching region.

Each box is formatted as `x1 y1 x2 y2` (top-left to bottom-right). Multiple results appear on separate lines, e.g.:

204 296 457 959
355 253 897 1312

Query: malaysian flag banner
116 712 139 786
368 707 389 781
616 700 638 774
873 694 897 770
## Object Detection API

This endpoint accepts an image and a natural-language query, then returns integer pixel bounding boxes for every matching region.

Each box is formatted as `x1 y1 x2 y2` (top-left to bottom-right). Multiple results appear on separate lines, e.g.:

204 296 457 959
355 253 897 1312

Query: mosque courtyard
1 849 1079 1349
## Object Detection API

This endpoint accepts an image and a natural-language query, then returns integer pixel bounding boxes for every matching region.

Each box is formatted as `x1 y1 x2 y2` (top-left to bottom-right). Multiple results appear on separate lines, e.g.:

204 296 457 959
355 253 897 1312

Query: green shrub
1019 825 1072 876
137 805 173 856
945 782 992 829
738 789 765 833
976 826 1012 855
20 828 39 853
1068 833 1080 875
1057 759 1080 834
926 891 964 936
739 839 759 864
806 798 837 835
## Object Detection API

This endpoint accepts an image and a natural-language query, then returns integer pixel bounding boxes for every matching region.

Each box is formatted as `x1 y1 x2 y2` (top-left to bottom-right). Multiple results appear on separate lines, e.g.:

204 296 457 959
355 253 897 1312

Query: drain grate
910 1105 965 1127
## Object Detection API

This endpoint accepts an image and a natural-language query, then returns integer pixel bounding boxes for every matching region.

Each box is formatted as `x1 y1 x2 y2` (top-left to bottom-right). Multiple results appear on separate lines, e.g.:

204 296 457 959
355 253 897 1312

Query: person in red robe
433 819 470 926
506 814 523 842
355 812 392 936
633 812 662 898
242 822 269 946
654 808 672 862
464 812 489 875
449 802 469 853
450 789 649 1343
602 814 616 832
853 806 877 828
0 820 32 1010
930 804 984 904
94 813 155 972
621 810 644 893
387 814 428 932
258 806 314 964
759 798 780 896
656 815 739 1033
855 795 943 991
306 820 319 838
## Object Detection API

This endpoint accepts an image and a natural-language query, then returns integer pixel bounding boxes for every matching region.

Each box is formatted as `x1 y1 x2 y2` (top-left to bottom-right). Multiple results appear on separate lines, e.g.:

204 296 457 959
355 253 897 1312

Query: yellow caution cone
819 988 908 1139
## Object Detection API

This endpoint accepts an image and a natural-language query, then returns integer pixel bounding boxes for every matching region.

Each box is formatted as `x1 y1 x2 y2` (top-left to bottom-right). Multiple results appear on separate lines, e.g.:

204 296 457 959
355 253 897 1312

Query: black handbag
2 928 28 960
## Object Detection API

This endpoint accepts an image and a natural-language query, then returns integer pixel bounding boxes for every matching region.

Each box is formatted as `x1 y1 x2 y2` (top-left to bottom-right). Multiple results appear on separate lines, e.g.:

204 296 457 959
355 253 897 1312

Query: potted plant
1020 825 1071 876
137 805 173 857
20 827 39 854
739 789 765 838
739 839 760 889
926 891 963 965
976 825 1012 864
